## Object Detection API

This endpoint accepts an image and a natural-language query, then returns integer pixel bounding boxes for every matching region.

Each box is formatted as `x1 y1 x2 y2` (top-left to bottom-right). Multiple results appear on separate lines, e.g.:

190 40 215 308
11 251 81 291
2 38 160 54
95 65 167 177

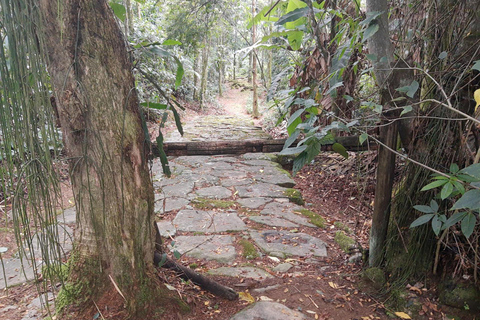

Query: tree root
153 252 238 301
153 224 238 301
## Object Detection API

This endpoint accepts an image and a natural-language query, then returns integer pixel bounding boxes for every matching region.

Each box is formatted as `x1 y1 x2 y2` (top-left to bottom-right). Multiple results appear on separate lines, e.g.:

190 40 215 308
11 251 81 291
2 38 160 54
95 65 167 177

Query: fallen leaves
238 292 255 304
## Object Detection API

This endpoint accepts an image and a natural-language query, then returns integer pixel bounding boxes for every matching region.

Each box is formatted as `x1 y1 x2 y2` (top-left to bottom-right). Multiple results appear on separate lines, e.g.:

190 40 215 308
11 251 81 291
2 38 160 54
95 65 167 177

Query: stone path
1 114 329 319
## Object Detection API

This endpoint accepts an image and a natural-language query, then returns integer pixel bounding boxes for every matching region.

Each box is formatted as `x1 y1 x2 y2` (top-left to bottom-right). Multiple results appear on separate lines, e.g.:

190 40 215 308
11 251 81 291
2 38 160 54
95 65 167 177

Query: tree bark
38 0 157 315
200 40 209 109
251 0 259 118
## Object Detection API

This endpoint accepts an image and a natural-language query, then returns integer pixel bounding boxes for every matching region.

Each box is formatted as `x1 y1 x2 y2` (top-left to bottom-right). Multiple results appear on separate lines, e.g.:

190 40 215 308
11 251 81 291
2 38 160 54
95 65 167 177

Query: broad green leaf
156 131 171 177
359 133 368 145
452 189 480 210
420 179 448 191
173 250 181 259
280 145 308 155
360 11 383 27
430 200 439 213
344 95 354 102
332 143 348 159
169 104 183 136
325 81 344 96
400 105 412 116
363 23 379 42
247 5 279 29
391 97 407 102
461 213 477 239
456 174 480 183
472 60 480 72
109 2 126 22
440 182 454 200
276 7 310 26
287 108 304 134
287 30 304 51
458 163 480 179
438 51 448 60
431 215 442 236
451 180 466 195
284 130 300 149
413 205 435 214
292 151 309 174
407 81 419 98
444 211 467 229
365 54 377 61
410 214 434 228
162 39 182 46
173 56 184 89
449 163 459 174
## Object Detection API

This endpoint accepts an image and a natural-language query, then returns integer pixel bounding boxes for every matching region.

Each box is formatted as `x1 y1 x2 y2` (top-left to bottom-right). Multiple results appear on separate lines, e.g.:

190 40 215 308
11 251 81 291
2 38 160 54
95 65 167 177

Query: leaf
420 179 448 191
280 145 308 155
438 51 448 60
109 2 126 21
276 7 310 26
0 247 8 253
284 130 300 149
332 143 348 159
407 81 419 98
444 212 468 229
458 163 480 179
170 104 184 136
430 200 439 212
365 54 377 61
328 282 339 289
238 291 255 303
449 163 459 174
394 312 411 319
440 182 454 200
413 205 435 214
162 39 182 46
141 102 168 110
156 132 171 177
172 56 184 89
397 105 412 116
363 23 379 42
359 133 368 145
292 151 309 174
431 215 442 236
461 213 477 239
472 60 480 72
451 180 466 195
452 189 480 210
173 250 181 259
410 214 434 228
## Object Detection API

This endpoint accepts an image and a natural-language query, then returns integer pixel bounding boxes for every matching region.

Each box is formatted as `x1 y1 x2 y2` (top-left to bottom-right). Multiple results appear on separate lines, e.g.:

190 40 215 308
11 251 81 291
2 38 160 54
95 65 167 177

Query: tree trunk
251 0 259 118
366 0 395 267
124 0 132 37
38 0 159 316
193 51 200 101
200 40 209 109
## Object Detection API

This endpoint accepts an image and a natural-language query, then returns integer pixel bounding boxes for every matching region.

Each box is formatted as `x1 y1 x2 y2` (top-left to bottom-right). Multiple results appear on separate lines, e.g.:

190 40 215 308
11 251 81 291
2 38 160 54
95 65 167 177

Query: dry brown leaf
238 291 255 304
394 311 411 319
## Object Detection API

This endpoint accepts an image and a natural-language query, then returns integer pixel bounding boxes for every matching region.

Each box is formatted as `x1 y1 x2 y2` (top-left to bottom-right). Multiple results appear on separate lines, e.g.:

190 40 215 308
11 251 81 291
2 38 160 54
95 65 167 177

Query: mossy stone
192 197 236 210
362 267 386 291
298 209 326 228
334 231 355 253
439 279 480 311
239 239 259 260
283 188 304 205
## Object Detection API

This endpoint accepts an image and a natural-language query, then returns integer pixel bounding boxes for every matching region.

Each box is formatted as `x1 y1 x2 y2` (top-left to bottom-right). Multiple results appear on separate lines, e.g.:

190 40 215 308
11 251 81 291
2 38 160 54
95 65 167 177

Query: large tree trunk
200 39 209 109
251 0 259 118
38 0 158 316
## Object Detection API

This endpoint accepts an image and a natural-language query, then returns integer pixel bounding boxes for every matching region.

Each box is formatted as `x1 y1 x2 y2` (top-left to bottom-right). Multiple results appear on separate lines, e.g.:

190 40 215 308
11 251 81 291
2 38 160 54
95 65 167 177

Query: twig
307 295 319 309
109 274 127 301
92 300 106 320
264 0 281 17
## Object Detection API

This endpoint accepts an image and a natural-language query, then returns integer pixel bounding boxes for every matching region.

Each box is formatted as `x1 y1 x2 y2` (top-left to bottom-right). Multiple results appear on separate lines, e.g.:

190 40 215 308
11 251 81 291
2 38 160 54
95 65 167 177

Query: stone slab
159 181 194 198
208 267 273 280
155 197 189 214
157 221 177 237
235 183 288 199
173 209 246 233
230 301 306 320
253 173 295 188
171 235 236 263
250 230 327 258
195 186 232 199
260 202 314 227
249 216 298 228
236 197 271 209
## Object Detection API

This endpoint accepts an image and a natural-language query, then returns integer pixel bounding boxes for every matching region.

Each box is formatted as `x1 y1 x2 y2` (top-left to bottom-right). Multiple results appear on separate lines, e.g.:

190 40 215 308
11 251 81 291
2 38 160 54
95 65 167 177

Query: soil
0 81 470 320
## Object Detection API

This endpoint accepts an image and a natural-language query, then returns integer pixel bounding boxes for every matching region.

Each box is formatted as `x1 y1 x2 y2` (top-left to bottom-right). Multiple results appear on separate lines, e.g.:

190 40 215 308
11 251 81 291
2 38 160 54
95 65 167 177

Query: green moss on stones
192 197 236 210
362 267 386 291
334 231 355 253
298 209 326 228
439 280 480 311
334 221 351 233
239 239 259 260
283 188 304 205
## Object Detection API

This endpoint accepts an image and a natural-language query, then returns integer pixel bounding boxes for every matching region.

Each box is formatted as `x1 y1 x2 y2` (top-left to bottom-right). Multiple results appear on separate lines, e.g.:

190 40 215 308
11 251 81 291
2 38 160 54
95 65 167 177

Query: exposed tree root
153 224 238 301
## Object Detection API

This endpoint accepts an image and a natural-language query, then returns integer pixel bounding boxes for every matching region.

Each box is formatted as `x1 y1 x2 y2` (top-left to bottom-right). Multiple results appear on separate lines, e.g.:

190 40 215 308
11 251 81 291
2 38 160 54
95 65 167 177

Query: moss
41 262 69 282
334 231 355 253
362 267 386 291
334 221 351 233
239 239 259 260
189 263 198 269
298 209 326 228
193 231 205 236
283 188 304 205
439 280 480 312
192 197 236 210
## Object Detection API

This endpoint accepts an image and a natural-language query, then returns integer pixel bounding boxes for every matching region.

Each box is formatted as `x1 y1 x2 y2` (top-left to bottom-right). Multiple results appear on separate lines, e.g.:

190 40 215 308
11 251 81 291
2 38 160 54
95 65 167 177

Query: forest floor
0 80 471 320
